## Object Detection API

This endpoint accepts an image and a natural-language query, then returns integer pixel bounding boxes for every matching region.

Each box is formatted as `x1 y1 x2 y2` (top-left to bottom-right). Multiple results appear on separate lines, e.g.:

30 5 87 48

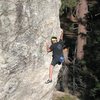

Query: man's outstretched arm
59 29 63 40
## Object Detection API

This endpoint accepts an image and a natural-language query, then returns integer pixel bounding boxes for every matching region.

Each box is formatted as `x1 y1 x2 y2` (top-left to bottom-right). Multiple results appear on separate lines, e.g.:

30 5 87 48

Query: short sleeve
59 39 65 48
59 39 64 45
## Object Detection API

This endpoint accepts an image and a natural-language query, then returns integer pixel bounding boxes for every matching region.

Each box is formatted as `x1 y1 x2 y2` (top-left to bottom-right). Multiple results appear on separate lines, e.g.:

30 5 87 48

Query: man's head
51 36 57 44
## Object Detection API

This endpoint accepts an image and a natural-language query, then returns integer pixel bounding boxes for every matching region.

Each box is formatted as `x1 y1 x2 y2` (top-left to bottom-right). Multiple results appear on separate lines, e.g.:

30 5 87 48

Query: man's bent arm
46 42 52 53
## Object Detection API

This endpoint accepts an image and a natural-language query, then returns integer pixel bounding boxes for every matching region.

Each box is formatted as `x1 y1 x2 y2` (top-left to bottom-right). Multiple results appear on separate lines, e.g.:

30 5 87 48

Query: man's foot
45 79 52 84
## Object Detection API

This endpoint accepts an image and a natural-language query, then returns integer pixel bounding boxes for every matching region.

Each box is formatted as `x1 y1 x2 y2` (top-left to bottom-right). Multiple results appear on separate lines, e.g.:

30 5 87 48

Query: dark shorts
51 56 64 66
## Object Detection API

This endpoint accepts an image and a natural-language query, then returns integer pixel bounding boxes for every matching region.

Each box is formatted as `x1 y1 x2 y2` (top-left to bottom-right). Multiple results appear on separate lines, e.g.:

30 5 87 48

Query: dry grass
53 91 79 100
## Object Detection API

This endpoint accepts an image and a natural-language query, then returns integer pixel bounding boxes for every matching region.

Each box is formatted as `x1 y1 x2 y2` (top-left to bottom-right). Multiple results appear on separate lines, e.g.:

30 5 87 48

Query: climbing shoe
45 79 52 84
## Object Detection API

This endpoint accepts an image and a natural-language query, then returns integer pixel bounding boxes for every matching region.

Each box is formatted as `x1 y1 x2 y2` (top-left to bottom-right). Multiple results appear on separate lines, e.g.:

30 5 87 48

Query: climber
45 29 64 84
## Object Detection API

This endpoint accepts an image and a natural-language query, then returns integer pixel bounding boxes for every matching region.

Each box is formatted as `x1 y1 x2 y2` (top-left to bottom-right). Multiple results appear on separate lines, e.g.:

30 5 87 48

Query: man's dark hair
51 36 57 40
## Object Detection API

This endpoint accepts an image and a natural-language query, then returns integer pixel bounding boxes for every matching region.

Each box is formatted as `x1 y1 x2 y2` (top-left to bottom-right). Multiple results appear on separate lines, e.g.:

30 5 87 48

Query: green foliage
96 83 100 89
59 0 100 99
60 0 67 16
66 19 100 99
90 82 100 97
82 17 100 99
65 0 78 8
56 95 75 100
60 0 78 16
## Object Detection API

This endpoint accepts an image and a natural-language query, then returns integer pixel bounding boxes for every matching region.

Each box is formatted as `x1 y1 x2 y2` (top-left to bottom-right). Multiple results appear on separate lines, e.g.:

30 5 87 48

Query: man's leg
45 60 56 84
49 64 53 81
45 64 53 84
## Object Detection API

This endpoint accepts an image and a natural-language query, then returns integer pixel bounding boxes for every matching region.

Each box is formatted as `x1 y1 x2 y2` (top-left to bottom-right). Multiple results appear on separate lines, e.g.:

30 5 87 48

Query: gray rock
0 0 61 100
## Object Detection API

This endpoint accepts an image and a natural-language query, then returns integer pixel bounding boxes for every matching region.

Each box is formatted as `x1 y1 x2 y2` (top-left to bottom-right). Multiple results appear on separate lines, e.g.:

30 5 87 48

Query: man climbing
45 29 64 84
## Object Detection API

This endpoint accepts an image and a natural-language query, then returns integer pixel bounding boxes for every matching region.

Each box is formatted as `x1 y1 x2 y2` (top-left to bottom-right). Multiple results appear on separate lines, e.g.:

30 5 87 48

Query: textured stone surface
0 0 61 100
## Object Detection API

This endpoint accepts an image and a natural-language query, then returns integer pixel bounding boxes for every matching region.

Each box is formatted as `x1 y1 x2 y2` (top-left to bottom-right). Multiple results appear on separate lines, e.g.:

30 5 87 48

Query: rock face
0 0 61 100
